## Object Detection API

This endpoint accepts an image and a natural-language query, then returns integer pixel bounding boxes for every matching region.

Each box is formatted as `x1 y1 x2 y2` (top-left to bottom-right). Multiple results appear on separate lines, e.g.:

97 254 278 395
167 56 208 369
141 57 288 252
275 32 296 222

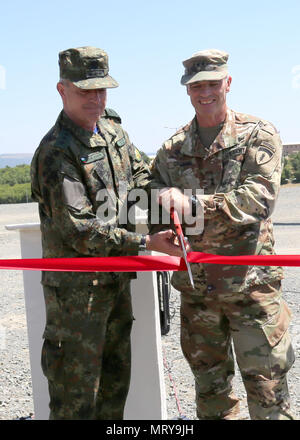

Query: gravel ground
0 186 299 420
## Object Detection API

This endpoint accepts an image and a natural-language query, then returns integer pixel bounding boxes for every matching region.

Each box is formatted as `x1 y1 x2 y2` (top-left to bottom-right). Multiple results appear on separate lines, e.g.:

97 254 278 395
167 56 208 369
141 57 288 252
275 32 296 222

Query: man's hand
157 187 191 216
146 230 191 257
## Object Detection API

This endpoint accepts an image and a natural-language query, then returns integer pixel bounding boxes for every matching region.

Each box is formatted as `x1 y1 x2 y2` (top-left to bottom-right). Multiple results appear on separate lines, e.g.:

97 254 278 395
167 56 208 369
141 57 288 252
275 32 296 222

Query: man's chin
85 110 103 119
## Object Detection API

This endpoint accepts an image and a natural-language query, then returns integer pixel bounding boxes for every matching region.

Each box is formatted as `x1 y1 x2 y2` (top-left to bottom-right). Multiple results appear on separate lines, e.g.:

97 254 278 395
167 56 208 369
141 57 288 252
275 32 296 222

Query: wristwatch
139 234 147 251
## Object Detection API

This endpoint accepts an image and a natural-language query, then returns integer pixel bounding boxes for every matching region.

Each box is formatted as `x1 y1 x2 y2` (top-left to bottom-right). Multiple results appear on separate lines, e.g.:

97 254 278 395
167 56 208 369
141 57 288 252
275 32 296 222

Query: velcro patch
116 137 126 147
62 175 86 211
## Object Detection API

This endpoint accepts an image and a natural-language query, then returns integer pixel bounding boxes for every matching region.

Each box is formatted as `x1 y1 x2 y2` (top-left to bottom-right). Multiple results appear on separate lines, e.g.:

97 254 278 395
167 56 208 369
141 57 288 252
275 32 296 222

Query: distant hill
0 154 33 168
0 151 155 169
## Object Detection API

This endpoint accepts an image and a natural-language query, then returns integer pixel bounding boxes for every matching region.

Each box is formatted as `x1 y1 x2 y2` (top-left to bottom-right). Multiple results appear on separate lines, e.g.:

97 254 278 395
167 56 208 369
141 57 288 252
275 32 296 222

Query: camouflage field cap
59 46 119 89
181 49 229 85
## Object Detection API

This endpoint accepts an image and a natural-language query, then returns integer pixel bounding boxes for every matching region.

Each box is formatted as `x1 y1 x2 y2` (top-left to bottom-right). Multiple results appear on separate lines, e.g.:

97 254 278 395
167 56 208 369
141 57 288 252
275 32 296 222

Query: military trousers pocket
231 301 295 381
262 300 292 348
42 285 64 341
41 339 65 382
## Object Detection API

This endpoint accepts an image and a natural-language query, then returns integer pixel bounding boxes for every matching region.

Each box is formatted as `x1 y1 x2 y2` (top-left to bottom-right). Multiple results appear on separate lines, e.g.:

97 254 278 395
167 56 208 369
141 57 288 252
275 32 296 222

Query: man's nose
89 90 103 102
199 85 211 97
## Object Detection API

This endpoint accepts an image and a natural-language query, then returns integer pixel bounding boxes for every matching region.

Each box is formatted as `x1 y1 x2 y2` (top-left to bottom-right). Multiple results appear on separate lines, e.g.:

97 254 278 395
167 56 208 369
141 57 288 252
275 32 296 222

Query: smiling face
57 80 107 132
187 76 232 127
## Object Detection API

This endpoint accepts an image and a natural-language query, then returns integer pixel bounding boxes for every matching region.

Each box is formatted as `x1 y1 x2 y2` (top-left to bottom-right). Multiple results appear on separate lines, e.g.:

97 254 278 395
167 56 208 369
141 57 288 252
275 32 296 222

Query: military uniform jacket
151 109 284 293
31 109 150 287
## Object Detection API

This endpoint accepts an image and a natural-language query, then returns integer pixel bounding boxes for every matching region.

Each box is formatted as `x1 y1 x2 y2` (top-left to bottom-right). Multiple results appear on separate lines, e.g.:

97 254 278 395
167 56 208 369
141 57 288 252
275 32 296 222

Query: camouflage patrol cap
181 49 229 85
59 46 118 89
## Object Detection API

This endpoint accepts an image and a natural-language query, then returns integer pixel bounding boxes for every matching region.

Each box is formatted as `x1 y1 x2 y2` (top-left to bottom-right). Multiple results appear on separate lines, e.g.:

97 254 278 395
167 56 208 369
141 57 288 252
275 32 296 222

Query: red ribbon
0 252 300 272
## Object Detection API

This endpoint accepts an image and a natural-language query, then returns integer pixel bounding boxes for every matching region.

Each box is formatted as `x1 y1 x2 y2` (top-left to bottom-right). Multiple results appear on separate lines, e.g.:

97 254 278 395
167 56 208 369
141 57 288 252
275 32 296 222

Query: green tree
281 159 294 184
294 168 300 183
0 182 32 204
0 164 31 186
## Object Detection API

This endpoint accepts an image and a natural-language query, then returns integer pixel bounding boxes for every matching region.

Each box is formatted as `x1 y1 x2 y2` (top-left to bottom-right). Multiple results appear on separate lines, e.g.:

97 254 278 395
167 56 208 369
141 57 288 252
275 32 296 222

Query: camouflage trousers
41 279 133 420
180 281 295 420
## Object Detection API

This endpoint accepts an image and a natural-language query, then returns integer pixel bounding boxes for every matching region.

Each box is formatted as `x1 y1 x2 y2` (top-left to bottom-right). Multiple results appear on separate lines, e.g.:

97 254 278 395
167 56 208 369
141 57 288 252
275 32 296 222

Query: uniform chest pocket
220 146 246 191
167 159 201 189
181 167 202 189
80 160 107 195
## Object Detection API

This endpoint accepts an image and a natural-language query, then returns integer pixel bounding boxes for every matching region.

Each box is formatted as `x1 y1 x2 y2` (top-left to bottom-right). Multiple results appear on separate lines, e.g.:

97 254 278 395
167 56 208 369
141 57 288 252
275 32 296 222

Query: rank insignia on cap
256 142 276 165
86 68 107 78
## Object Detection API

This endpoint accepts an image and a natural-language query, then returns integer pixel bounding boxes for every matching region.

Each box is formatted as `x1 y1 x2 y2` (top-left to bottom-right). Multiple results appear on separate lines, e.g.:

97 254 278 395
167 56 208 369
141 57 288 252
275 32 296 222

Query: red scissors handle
170 207 195 289
170 207 185 246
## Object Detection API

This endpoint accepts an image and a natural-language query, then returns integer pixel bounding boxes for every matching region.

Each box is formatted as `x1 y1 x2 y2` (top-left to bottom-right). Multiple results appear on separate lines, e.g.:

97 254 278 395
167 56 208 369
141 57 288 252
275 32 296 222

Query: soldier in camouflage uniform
31 46 181 420
150 49 295 420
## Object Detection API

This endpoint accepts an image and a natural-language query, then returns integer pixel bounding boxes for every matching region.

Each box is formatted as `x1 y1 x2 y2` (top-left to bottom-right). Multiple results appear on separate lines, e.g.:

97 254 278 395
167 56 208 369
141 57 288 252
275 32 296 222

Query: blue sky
0 0 300 155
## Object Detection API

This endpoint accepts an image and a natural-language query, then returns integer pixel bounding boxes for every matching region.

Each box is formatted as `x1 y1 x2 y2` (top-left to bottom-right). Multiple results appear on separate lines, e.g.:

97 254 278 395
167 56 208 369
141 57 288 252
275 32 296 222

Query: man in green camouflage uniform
31 46 181 420
150 49 295 420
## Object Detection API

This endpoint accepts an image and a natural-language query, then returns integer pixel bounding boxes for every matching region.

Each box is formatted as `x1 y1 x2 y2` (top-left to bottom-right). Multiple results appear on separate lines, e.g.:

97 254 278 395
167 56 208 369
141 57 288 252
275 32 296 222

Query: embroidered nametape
116 137 126 147
80 151 104 164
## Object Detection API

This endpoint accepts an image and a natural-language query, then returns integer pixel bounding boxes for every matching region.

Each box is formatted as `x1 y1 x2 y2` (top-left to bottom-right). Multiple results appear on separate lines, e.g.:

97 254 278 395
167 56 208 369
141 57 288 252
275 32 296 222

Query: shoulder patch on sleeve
134 147 142 162
256 142 277 165
103 108 122 123
243 126 282 178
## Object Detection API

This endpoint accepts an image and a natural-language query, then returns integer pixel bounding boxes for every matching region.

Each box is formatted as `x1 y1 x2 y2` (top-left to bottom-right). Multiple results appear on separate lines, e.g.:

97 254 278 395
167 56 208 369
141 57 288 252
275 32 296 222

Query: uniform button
207 284 214 292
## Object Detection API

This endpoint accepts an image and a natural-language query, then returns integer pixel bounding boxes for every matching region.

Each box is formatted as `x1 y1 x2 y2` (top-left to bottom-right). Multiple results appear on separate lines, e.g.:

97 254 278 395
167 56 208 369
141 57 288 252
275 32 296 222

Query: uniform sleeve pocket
62 174 86 211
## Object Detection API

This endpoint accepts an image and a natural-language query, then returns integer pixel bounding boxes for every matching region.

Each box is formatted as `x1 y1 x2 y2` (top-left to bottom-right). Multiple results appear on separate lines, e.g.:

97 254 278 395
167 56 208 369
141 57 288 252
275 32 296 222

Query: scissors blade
179 234 195 290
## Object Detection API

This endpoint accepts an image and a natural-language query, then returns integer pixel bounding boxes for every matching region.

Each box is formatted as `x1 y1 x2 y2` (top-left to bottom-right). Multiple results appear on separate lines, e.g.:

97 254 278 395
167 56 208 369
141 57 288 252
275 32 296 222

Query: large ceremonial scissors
170 207 195 289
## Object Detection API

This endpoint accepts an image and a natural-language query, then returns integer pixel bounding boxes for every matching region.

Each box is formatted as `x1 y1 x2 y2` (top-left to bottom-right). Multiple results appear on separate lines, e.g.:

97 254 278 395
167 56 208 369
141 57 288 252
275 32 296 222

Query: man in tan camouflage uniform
31 46 182 420
150 49 295 420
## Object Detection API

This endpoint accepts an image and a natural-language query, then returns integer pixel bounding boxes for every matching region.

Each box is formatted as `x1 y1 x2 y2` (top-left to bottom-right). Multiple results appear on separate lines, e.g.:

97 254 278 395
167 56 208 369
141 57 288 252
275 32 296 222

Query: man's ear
57 82 65 99
226 76 232 93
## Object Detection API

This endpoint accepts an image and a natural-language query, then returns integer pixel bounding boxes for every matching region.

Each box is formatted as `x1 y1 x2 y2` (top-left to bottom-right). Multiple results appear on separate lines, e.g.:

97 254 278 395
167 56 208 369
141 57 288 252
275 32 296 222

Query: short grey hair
59 78 70 86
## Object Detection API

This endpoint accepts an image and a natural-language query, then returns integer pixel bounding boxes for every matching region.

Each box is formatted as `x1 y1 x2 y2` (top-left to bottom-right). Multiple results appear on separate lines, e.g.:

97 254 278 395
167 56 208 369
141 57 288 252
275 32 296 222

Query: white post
5 223 49 420
5 222 167 420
